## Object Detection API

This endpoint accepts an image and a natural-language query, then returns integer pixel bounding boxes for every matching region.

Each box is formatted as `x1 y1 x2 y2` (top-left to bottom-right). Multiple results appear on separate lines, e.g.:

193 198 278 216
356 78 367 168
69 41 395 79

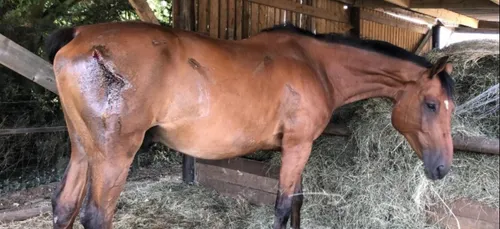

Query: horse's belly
153 118 281 160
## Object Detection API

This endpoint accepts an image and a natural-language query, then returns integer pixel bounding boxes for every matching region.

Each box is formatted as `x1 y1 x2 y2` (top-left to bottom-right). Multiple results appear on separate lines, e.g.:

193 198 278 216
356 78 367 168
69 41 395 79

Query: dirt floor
0 163 214 229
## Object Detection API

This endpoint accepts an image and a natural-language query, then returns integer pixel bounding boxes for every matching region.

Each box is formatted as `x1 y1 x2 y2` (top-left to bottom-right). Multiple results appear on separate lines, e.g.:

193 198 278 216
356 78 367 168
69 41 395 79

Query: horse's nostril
436 165 445 177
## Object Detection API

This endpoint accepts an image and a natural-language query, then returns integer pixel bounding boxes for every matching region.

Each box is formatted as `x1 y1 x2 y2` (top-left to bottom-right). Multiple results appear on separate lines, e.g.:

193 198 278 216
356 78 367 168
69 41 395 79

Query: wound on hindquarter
91 46 128 110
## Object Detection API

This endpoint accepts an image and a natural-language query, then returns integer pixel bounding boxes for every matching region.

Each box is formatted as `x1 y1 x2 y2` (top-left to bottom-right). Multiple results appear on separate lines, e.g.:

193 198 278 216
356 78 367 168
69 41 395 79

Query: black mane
260 23 454 98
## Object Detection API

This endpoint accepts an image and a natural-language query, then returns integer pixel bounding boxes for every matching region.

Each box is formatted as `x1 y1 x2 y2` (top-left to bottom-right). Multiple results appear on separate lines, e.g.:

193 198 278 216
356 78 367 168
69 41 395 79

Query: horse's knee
80 200 106 229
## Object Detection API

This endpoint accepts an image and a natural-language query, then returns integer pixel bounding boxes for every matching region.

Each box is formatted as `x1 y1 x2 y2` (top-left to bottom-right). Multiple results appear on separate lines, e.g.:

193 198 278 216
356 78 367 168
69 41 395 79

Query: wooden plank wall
311 0 350 34
195 0 351 40
194 0 432 54
360 8 432 53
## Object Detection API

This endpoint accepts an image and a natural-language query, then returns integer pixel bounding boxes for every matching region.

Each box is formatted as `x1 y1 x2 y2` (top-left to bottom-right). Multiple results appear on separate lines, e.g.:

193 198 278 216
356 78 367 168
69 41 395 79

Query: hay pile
426 39 499 137
1 40 498 229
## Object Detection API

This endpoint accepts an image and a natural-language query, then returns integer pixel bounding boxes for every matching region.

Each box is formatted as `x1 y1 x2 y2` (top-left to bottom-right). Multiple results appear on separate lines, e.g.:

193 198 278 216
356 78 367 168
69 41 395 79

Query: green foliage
147 0 173 25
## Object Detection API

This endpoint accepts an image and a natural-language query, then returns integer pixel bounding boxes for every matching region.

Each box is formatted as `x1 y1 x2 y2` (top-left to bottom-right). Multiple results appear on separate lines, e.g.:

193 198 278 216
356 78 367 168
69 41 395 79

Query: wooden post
432 21 441 49
349 6 361 37
242 0 250 38
128 0 160 25
173 0 197 184
414 28 433 55
178 0 195 30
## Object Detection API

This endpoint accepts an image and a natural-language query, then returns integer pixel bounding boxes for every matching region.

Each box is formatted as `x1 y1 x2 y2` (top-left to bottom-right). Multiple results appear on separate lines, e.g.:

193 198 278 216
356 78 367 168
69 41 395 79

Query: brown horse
44 21 455 229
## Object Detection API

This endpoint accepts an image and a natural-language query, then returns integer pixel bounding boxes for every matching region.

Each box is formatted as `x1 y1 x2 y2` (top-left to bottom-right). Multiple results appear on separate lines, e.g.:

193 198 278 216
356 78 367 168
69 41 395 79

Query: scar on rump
253 55 273 76
188 58 210 80
152 40 168 46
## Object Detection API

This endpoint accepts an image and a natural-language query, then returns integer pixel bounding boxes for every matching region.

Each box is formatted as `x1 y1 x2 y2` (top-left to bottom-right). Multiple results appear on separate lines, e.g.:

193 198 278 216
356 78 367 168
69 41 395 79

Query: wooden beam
353 0 479 28
333 0 355 5
452 26 499 34
195 157 279 205
413 28 432 55
128 0 160 25
478 20 500 29
373 7 436 25
411 8 479 28
0 126 67 136
453 135 500 155
428 198 500 229
353 1 436 25
323 122 351 136
0 33 58 94
491 0 499 5
0 206 51 223
248 0 349 23
355 0 410 8
360 8 429 33
322 122 499 155
354 0 403 8
384 0 410 7
410 0 497 9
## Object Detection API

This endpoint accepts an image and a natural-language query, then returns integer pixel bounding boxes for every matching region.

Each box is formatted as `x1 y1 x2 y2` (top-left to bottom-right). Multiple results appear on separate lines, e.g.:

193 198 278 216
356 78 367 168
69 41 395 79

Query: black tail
44 27 76 64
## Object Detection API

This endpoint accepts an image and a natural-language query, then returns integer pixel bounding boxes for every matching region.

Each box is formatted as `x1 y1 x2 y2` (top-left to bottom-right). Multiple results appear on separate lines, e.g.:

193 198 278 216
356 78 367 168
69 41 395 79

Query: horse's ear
445 62 453 74
429 56 452 78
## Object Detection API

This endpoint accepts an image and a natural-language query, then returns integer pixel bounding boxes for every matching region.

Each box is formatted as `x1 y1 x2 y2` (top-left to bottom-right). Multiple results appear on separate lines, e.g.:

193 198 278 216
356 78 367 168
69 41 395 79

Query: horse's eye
426 103 437 112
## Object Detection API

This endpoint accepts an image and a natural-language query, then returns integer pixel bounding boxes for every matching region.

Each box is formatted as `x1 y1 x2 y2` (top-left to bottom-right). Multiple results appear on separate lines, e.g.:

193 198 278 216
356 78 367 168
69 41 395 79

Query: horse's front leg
291 175 304 228
273 136 312 229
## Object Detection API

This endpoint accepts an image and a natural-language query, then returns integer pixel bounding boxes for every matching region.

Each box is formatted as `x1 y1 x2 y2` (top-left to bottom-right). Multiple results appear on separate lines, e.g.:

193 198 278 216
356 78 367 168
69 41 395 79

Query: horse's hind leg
78 130 145 229
51 134 89 229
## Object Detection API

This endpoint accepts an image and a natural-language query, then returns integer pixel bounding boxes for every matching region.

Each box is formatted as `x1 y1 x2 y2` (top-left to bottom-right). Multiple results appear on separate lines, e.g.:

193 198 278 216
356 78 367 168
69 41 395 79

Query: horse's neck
308 42 427 108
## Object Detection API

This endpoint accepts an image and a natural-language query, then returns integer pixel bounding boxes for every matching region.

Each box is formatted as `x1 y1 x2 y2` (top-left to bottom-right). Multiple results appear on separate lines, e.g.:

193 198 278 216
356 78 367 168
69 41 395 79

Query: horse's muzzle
423 151 450 180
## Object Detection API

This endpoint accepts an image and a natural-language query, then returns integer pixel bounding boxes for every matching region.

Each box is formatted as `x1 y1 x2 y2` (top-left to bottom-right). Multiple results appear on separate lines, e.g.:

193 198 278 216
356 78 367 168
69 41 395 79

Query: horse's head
391 56 455 180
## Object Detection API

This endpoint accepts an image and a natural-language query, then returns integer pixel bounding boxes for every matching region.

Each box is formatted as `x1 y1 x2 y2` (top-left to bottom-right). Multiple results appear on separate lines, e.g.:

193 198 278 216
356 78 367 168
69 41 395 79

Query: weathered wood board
195 157 279 205
428 198 499 229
